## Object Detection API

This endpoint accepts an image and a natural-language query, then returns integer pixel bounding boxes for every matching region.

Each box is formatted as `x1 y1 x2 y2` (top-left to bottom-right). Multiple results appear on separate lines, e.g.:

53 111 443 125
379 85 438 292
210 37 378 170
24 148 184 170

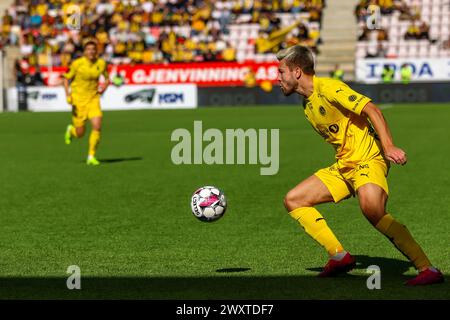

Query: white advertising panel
356 58 450 83
26 84 198 112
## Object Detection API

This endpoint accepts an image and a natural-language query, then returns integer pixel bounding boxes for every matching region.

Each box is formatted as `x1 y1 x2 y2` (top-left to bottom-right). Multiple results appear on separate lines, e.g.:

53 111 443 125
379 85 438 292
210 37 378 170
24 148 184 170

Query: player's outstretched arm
63 77 72 104
98 75 110 95
98 63 110 95
361 102 407 165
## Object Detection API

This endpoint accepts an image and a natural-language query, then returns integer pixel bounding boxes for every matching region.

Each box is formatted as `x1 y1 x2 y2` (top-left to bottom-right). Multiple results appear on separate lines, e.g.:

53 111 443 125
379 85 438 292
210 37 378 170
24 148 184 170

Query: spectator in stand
404 20 420 40
269 12 282 31
203 49 216 62
4 0 325 70
377 28 389 41
242 0 254 14
30 65 45 86
297 22 310 41
221 42 236 62
231 0 243 15
291 0 306 14
259 13 273 34
1 9 14 44
354 0 369 23
308 2 323 24
418 21 430 40
255 31 269 53
379 0 394 14
397 0 412 20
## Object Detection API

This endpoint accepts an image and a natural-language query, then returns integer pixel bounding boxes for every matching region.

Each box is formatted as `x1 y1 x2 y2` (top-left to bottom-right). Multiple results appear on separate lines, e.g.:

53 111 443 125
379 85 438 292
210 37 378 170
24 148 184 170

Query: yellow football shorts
315 156 390 203
71 95 103 128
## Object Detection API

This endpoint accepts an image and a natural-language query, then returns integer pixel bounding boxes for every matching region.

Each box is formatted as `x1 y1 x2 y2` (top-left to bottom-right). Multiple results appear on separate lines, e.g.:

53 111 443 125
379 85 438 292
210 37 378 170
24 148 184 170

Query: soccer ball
191 186 227 222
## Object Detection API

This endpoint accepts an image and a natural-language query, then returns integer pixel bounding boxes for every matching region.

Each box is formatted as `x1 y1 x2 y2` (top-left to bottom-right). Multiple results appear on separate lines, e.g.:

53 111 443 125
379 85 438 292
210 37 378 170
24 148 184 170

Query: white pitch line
379 104 394 110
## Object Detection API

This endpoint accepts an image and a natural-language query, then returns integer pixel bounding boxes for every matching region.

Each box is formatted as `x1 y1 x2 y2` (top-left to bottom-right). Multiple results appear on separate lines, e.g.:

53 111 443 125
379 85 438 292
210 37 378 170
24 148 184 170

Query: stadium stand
0 0 325 73
355 0 450 59
314 0 358 80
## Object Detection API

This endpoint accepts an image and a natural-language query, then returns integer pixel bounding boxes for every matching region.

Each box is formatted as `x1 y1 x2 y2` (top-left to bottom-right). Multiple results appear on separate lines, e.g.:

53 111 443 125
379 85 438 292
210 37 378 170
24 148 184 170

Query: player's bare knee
360 201 385 225
91 122 101 131
91 117 102 131
283 192 294 211
284 190 310 211
76 127 85 137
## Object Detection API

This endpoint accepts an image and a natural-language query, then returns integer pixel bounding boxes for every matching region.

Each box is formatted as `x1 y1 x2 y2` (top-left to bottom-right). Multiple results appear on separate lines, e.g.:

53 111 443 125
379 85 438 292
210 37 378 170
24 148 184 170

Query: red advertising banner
34 61 279 87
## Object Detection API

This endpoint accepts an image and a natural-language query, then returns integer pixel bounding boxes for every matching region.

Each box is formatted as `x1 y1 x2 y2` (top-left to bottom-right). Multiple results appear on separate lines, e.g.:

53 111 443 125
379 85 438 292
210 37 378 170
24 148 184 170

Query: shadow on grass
216 268 251 273
97 157 143 164
306 255 413 275
0 256 447 300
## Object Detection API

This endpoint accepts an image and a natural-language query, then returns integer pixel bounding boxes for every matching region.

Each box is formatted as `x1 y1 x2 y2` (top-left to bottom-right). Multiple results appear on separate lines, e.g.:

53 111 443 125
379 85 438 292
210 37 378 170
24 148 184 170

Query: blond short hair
276 45 315 75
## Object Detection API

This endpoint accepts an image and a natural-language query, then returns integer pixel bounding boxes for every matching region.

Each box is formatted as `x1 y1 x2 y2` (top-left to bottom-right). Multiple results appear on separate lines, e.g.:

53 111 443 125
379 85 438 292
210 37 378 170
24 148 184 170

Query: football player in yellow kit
278 45 443 286
63 39 109 165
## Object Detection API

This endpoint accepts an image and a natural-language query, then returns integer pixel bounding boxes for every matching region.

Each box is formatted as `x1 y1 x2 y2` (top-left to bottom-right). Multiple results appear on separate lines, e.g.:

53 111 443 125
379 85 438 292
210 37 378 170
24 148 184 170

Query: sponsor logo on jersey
328 124 339 133
352 96 366 111
360 172 369 177
319 106 326 115
357 164 370 171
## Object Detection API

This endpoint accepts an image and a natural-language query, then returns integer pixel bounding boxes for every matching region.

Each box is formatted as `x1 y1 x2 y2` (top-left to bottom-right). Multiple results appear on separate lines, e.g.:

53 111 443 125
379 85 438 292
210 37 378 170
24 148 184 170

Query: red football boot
318 252 356 277
405 268 444 286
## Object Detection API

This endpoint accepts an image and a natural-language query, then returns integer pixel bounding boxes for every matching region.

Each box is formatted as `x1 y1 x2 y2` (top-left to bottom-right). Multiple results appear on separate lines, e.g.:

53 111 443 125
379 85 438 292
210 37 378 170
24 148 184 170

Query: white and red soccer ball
191 186 227 222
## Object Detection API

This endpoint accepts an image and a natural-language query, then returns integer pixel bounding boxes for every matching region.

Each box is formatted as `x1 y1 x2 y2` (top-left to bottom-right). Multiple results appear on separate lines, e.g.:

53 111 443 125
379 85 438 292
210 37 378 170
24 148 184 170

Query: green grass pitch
0 103 448 299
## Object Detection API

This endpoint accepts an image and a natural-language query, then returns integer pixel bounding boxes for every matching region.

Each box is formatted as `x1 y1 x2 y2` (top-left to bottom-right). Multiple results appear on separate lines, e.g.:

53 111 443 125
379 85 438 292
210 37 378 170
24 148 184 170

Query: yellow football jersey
64 56 108 103
303 76 382 166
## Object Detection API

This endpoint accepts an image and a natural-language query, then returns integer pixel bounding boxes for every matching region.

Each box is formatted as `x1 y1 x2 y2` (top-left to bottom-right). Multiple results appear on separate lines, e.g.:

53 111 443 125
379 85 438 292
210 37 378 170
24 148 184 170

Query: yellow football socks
375 214 431 270
88 130 101 156
289 207 345 256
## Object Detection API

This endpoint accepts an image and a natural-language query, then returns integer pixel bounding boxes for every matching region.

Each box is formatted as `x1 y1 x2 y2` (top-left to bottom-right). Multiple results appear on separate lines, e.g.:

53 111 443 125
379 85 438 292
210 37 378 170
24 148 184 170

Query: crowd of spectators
355 0 434 43
355 0 415 22
0 0 325 71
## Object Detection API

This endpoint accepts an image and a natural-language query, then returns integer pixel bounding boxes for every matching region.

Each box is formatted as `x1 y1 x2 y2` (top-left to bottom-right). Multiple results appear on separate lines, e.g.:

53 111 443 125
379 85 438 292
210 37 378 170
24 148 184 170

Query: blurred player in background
63 39 110 165
330 64 344 81
278 45 444 286
381 64 394 83
400 63 413 84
